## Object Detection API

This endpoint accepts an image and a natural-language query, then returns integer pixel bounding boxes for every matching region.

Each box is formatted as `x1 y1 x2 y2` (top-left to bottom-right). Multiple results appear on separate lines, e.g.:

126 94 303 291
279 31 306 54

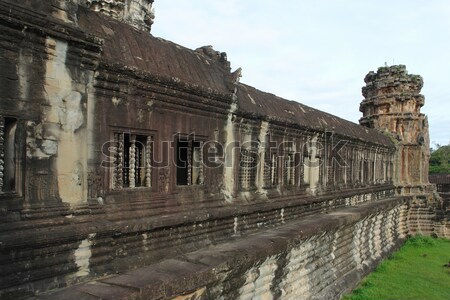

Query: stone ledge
0 185 396 247
35 196 407 300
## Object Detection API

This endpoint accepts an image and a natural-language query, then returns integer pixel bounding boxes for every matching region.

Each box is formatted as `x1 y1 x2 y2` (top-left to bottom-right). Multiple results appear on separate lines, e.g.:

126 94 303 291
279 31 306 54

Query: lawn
343 235 450 300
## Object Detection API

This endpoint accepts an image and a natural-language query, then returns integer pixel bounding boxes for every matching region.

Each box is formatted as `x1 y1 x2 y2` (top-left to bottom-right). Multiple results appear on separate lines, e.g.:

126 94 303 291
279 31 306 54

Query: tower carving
85 0 155 32
360 65 430 193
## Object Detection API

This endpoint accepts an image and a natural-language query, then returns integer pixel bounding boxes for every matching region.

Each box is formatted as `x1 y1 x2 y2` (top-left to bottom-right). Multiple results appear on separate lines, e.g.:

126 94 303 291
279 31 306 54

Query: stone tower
85 0 155 32
360 65 430 194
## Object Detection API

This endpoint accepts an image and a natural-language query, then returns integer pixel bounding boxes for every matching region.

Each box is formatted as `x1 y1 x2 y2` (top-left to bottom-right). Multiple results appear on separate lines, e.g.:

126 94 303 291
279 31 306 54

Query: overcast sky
152 0 450 147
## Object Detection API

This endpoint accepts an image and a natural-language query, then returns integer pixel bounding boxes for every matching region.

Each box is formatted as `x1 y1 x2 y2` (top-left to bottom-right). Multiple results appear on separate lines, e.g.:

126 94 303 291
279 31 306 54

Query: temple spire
360 65 430 188
85 0 155 32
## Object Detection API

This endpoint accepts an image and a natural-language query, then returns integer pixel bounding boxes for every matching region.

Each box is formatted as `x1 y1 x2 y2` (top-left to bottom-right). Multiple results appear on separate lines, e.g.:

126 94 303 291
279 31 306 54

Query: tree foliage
429 144 450 174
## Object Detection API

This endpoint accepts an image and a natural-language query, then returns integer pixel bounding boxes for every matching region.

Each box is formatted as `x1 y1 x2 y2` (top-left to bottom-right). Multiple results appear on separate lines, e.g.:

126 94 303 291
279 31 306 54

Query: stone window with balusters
112 132 153 189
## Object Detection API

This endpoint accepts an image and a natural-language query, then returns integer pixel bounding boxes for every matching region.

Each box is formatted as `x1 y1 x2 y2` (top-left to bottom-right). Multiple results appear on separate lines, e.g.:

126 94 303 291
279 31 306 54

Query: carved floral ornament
86 0 126 18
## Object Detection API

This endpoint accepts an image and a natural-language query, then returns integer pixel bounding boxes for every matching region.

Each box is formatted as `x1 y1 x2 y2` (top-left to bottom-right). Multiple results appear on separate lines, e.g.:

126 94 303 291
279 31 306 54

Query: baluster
292 154 295 185
272 153 277 186
129 135 136 188
0 116 4 191
145 136 152 187
187 140 192 185
198 141 204 184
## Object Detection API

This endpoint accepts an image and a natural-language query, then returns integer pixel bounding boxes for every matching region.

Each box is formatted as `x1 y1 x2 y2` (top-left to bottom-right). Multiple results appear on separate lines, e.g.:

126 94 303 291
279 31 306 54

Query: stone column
129 135 136 188
0 116 4 191
145 136 152 188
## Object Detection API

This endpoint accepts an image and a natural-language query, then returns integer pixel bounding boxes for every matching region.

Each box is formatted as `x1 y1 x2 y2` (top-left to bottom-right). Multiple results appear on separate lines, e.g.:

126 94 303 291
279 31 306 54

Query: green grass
343 236 450 300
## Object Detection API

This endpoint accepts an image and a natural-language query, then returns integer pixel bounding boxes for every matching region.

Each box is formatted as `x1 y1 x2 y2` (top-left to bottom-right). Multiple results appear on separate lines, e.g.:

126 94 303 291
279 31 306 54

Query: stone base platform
36 197 408 300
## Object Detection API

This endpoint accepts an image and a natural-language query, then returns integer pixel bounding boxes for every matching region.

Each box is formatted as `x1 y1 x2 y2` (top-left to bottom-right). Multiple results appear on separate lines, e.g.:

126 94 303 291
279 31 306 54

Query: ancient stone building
360 65 431 193
0 0 448 299
429 173 450 200
429 174 450 226
359 66 447 237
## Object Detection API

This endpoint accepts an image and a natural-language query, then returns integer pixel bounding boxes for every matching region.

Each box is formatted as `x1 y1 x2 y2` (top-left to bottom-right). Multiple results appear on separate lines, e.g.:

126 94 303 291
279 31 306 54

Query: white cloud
152 0 450 145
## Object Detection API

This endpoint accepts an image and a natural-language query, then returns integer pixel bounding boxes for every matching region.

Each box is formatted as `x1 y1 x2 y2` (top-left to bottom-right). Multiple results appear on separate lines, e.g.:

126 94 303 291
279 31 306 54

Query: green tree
429 144 450 174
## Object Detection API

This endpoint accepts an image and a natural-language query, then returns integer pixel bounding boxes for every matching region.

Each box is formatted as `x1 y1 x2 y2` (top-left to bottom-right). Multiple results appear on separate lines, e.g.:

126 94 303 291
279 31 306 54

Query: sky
151 0 450 147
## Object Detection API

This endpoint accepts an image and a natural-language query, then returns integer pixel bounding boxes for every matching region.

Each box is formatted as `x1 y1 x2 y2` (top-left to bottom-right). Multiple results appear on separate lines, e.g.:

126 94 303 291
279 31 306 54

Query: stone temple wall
0 1 447 299
39 197 409 300
1 186 397 297
429 175 450 237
